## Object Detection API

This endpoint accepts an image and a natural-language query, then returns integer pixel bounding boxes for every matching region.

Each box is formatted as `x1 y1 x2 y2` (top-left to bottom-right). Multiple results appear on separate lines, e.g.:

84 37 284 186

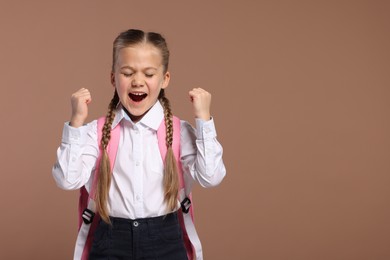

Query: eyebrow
120 66 157 71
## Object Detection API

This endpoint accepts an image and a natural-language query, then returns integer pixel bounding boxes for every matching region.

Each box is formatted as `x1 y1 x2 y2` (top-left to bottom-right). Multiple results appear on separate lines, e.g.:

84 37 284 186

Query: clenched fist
189 88 211 121
70 88 92 128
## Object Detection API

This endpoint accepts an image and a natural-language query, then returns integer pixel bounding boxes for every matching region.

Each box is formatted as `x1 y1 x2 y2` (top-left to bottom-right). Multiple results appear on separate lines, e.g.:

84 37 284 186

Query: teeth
131 93 145 95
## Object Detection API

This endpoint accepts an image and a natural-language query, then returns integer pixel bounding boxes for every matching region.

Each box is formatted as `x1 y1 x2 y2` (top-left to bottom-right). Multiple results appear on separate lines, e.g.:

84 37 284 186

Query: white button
135 130 139 135
136 161 140 166
136 195 141 201
72 157 76 162
204 127 211 134
133 221 139 227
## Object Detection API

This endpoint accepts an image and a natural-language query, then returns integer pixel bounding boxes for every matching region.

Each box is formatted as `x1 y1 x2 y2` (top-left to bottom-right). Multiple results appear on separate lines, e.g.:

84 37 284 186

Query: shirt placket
132 125 144 217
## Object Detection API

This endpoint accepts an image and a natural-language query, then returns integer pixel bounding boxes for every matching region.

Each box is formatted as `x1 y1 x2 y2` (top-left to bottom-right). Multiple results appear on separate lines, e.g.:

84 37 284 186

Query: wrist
196 112 211 121
70 116 85 128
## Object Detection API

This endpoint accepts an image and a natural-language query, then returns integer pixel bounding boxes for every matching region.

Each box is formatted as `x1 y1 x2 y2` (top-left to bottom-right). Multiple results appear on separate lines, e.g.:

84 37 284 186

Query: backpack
73 116 203 260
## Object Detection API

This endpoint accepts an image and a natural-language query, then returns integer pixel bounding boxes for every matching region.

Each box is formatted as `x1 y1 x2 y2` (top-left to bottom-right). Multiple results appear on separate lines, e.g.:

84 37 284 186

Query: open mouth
129 93 147 102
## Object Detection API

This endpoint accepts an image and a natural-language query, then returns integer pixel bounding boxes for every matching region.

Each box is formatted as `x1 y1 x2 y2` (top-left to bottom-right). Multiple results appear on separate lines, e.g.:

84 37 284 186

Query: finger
189 88 204 94
75 92 91 100
72 95 90 103
191 88 209 96
78 92 91 98
188 89 198 98
190 88 202 93
72 91 89 99
75 88 90 95
78 90 90 96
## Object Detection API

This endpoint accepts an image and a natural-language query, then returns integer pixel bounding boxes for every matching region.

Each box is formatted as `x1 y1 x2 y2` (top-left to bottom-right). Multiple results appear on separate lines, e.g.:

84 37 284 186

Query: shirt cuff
195 117 217 140
62 122 89 144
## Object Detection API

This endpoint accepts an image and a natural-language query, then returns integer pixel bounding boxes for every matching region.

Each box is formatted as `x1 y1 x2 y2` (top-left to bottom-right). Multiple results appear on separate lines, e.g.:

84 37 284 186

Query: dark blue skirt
89 211 188 260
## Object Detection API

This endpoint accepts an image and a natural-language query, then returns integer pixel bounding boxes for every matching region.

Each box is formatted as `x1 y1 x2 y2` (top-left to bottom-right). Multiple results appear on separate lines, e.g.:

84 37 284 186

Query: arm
180 88 226 188
180 118 226 188
52 88 98 190
52 121 99 190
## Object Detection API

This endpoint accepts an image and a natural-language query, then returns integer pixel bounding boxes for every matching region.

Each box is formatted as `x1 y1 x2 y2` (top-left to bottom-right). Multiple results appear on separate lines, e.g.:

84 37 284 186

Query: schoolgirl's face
111 43 170 122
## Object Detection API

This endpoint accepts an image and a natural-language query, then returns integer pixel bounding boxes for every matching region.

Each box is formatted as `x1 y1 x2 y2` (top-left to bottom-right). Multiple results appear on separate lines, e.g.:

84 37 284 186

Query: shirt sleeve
180 118 226 188
52 120 99 190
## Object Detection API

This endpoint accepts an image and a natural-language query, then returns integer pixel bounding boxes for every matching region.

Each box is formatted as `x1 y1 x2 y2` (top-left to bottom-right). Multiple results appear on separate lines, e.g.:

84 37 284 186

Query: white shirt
52 101 226 219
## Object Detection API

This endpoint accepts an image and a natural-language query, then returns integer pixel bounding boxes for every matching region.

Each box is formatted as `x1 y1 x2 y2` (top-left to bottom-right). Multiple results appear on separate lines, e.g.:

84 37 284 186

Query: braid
160 96 173 148
159 90 180 212
96 91 119 224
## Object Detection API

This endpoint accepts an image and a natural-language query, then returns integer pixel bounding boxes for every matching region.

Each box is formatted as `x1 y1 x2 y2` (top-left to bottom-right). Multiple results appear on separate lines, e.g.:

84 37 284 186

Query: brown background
0 1 389 259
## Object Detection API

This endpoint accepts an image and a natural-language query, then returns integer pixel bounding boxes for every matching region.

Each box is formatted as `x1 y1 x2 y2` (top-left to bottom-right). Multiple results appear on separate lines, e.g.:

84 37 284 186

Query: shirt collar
111 101 164 131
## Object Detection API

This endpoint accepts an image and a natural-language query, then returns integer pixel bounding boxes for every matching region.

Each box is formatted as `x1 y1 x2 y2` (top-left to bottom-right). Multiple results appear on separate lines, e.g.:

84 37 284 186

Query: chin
122 105 145 118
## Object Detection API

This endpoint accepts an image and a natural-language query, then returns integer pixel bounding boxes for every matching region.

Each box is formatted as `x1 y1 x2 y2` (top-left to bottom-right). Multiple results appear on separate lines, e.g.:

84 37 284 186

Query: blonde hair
96 29 178 223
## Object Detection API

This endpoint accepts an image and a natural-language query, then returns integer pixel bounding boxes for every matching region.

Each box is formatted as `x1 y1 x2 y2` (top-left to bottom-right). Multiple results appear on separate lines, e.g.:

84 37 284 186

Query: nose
131 73 144 87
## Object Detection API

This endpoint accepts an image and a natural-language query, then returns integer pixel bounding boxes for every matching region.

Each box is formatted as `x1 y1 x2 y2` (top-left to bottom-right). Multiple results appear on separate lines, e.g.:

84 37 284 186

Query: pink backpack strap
77 116 112 230
157 116 183 188
77 116 121 260
157 117 199 259
89 117 121 199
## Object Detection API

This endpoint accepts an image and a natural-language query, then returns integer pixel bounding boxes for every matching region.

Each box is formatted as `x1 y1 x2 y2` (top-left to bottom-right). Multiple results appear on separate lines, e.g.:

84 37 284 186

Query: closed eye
145 74 154 78
122 73 133 77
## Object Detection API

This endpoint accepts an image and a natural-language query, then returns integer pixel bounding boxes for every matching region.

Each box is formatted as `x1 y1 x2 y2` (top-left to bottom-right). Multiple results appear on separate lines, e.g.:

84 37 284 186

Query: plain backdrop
0 1 389 259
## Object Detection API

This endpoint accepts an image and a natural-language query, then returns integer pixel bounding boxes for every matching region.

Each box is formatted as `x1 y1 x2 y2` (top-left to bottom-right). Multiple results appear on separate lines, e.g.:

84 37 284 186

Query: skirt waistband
108 211 179 229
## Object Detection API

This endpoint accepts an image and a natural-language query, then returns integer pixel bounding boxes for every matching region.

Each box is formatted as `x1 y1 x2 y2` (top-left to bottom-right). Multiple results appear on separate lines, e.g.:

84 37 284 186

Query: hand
189 88 211 121
70 88 92 128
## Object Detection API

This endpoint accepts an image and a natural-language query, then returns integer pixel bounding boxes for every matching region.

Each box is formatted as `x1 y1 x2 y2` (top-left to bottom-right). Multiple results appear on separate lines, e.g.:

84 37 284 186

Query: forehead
116 43 163 68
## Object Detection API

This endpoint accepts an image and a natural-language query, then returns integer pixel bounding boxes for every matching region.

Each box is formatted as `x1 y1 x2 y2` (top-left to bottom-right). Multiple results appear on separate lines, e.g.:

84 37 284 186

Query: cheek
154 78 165 88
116 85 128 99
116 78 128 91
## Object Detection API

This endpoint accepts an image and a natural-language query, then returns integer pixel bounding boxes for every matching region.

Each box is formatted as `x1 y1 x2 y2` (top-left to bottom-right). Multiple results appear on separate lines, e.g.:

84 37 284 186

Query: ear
162 71 170 89
110 72 115 87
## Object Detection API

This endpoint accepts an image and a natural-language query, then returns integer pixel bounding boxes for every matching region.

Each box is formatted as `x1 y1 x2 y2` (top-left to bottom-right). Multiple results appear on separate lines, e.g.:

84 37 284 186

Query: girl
52 29 226 260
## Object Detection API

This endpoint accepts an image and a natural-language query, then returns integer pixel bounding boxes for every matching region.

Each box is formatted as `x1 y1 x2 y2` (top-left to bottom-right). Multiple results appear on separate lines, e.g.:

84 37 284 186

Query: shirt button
136 195 141 201
133 221 139 227
135 161 140 166
72 157 76 162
